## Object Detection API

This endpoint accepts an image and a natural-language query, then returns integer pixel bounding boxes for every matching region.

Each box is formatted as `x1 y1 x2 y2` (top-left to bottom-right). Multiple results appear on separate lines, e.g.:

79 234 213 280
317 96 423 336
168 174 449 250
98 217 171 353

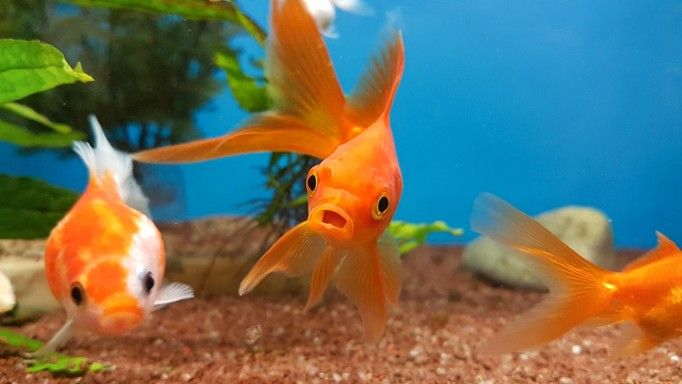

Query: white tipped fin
72 115 150 216
153 282 194 310
30 319 75 357
333 0 372 15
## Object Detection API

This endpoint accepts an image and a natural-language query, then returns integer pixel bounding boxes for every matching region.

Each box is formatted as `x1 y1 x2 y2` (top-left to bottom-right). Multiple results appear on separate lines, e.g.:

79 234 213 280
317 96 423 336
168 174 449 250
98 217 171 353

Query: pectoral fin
239 222 325 295
153 282 194 310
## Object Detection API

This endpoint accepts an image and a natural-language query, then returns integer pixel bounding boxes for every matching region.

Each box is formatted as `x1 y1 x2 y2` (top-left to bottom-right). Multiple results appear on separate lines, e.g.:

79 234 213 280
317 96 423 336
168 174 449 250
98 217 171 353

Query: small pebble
559 377 573 384
571 345 582 355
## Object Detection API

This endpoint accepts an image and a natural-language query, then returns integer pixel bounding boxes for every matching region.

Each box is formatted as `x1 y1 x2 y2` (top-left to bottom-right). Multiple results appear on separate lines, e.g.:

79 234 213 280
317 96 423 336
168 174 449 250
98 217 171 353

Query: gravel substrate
2 246 681 383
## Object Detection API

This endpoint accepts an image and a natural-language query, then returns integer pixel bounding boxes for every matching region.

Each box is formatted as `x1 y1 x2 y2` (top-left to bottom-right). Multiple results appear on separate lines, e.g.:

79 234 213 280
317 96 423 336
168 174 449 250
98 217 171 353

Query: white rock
463 206 616 290
0 255 59 319
0 269 15 313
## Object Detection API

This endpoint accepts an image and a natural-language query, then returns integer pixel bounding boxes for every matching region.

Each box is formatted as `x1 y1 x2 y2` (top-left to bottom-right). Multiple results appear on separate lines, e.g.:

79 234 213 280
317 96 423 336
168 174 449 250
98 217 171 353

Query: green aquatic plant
0 39 91 148
0 175 78 239
388 220 464 255
0 328 110 375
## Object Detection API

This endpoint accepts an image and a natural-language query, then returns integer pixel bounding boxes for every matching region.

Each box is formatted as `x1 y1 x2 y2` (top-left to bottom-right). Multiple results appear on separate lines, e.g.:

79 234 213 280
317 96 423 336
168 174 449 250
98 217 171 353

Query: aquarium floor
2 247 680 383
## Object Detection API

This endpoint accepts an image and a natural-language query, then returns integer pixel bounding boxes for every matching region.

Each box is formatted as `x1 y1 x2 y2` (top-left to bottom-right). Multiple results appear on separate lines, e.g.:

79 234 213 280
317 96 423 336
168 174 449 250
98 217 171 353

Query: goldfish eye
143 272 155 295
70 282 85 306
372 193 390 220
306 172 318 195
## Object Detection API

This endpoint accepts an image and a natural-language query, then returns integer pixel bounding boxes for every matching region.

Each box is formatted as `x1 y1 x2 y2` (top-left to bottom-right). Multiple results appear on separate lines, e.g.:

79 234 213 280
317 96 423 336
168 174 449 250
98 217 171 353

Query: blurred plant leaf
0 328 110 375
0 39 93 104
215 47 270 113
0 102 73 134
388 220 464 255
59 0 266 44
0 119 84 148
0 175 78 239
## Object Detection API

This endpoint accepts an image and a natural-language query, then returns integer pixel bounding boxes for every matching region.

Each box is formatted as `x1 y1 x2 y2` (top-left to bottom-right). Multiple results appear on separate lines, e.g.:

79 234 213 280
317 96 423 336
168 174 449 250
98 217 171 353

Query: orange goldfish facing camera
134 0 404 340
472 193 682 357
38 116 194 356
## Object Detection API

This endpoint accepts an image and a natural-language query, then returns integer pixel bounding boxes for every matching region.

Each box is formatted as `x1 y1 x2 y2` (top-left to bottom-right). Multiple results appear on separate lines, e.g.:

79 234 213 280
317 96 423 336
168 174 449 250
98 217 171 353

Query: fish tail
239 222 326 295
334 236 401 341
134 0 404 164
471 193 615 354
73 116 150 215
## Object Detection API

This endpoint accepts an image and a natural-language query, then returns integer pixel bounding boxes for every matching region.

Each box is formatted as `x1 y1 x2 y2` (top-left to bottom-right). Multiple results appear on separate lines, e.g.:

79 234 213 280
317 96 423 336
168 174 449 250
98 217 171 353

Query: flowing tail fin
73 116 150 215
134 0 405 164
470 193 615 354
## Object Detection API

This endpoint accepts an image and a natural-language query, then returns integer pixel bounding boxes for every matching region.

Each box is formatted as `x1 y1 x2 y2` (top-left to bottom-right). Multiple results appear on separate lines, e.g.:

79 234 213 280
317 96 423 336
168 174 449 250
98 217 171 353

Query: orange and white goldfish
472 193 682 357
133 0 404 340
39 116 193 355
303 0 372 38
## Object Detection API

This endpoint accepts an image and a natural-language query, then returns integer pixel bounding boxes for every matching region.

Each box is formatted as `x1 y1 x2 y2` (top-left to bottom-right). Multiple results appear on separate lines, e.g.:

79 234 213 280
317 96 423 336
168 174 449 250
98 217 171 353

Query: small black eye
70 283 84 306
306 173 317 194
378 196 389 213
143 272 155 295
372 193 391 220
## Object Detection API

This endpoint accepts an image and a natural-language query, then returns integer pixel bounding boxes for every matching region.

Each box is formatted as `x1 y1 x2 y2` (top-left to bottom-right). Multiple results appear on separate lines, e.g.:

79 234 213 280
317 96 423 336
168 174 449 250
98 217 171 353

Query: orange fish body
133 0 405 340
472 193 682 357
39 117 193 355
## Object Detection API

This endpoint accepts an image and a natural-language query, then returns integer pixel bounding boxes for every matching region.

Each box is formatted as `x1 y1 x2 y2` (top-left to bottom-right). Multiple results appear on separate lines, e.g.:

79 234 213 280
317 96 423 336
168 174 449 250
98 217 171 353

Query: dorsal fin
347 31 405 128
622 231 681 272
73 116 150 215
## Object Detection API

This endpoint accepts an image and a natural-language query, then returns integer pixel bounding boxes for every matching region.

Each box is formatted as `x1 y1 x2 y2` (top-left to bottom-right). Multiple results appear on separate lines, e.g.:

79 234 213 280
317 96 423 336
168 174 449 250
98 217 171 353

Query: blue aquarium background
1 0 680 248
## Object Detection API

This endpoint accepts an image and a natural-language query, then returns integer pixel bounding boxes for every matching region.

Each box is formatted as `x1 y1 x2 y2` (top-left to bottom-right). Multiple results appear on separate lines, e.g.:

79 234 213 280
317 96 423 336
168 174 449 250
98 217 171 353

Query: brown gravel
2 246 681 383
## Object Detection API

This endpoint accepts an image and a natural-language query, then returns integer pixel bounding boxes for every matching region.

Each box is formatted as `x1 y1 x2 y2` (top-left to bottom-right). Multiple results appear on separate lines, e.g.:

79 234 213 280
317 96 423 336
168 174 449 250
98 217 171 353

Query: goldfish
303 0 372 37
472 193 682 357
38 116 193 355
133 0 404 340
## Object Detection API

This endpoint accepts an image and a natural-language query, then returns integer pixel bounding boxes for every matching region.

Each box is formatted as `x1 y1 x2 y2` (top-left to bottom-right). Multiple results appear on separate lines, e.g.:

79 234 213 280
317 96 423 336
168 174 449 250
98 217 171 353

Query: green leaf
60 0 266 45
0 328 111 375
0 175 78 239
215 47 270 113
0 102 73 134
0 39 94 104
388 220 464 255
0 118 85 148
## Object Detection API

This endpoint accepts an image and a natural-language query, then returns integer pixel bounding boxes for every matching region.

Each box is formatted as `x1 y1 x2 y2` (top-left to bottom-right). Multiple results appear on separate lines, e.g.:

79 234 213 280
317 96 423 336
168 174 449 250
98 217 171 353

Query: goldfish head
61 216 165 335
305 131 402 245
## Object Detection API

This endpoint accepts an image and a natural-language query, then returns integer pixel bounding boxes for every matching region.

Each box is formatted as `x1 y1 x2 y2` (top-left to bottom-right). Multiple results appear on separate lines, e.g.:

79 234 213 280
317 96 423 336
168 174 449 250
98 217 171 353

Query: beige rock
462 206 616 290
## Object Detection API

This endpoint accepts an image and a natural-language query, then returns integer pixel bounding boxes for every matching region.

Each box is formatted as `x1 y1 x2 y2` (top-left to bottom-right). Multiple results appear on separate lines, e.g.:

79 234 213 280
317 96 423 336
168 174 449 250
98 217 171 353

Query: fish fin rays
239 222 325 295
154 282 194 310
267 0 347 141
334 242 401 341
347 31 405 127
622 231 682 272
305 246 343 310
134 114 339 163
472 193 614 354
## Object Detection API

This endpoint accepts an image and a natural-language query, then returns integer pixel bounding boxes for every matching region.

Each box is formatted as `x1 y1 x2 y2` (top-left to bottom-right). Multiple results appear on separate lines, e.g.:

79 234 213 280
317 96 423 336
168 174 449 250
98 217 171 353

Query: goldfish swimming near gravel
472 193 682 357
133 0 404 340
38 116 193 355
303 0 372 37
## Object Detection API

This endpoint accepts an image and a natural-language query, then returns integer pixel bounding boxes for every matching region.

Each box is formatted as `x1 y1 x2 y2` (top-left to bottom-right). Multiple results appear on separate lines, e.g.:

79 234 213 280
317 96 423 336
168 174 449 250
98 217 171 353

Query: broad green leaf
60 0 266 45
0 102 73 134
0 119 85 148
0 39 94 104
0 175 78 239
0 328 111 375
388 220 464 255
215 48 270 113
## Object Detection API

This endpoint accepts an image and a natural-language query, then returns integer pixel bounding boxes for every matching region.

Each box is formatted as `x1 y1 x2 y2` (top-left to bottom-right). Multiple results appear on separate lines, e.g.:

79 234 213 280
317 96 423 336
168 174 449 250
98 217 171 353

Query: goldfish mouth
322 210 347 229
309 205 353 242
